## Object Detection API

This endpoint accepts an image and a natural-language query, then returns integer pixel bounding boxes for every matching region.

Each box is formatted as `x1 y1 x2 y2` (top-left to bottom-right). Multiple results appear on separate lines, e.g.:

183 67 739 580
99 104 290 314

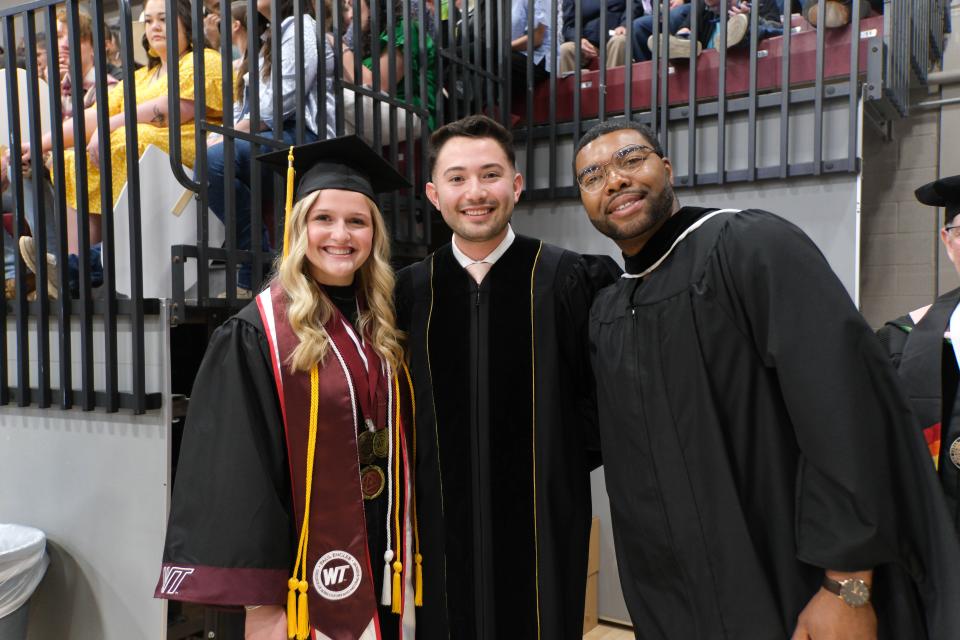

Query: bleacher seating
517 14 882 125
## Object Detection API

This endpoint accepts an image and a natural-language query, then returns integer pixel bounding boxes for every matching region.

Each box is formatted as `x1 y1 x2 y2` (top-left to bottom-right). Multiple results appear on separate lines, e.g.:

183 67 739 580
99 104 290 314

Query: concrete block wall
859 107 941 328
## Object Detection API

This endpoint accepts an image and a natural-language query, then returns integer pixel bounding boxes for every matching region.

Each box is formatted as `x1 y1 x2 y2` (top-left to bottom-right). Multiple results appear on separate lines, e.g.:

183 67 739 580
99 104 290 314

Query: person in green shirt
341 0 437 143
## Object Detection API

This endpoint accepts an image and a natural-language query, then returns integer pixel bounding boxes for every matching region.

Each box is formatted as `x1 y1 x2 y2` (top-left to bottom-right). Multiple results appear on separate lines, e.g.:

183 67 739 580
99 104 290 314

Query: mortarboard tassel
283 146 295 258
401 362 424 607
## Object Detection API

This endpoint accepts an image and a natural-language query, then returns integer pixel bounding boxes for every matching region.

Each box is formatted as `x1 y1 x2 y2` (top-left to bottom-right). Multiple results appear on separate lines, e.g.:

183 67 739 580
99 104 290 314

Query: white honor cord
381 360 395 607
342 319 370 372
621 209 740 279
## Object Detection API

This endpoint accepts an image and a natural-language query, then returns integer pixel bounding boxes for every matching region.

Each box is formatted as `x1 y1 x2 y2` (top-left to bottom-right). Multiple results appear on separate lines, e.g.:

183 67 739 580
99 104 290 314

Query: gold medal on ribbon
372 429 390 459
357 430 376 465
360 465 386 500
950 437 960 470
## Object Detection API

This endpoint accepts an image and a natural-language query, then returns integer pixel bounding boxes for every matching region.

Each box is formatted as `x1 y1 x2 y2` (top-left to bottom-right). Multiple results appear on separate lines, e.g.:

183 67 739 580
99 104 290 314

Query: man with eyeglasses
573 118 960 639
878 175 960 534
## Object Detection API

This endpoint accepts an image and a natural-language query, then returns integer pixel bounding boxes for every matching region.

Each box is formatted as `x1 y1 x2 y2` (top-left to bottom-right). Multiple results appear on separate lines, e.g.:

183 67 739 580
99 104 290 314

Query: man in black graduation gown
394 115 620 639
878 174 960 533
574 118 960 639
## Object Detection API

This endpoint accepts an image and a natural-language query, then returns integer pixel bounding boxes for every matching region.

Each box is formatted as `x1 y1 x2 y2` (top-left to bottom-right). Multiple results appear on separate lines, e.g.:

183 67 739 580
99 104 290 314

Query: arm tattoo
151 104 166 126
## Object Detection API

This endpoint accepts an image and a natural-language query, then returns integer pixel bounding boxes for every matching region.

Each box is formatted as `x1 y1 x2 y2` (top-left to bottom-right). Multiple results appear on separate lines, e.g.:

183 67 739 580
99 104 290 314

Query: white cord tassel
381 549 395 607
381 362 395 608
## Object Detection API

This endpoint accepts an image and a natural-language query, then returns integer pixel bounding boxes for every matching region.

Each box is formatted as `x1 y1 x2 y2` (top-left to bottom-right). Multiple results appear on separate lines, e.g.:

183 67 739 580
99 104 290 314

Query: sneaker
726 13 749 49
647 33 702 60
19 236 59 299
805 0 851 28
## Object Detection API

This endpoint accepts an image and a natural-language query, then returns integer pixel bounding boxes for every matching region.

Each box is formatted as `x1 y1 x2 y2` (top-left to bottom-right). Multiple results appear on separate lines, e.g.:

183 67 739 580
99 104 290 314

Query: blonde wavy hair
276 189 403 373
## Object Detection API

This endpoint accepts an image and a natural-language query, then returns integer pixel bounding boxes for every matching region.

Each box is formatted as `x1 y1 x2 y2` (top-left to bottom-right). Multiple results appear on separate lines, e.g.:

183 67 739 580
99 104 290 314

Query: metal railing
1 0 156 413
0 0 947 416
513 0 947 198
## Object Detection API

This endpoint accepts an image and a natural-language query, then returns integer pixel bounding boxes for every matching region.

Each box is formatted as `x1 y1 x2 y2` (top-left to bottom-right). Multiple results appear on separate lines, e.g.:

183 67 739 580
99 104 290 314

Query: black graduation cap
258 135 410 203
915 175 960 225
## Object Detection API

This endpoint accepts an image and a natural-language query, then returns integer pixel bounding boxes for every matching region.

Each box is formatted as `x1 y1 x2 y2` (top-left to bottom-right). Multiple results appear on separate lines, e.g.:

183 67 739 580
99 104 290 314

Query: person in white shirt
393 115 620 639
204 0 321 295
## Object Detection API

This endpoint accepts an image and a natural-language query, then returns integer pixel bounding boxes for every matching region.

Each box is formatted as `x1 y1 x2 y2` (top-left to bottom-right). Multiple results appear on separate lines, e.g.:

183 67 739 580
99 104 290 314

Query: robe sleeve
875 318 912 370
155 312 293 606
556 253 622 468
716 210 955 580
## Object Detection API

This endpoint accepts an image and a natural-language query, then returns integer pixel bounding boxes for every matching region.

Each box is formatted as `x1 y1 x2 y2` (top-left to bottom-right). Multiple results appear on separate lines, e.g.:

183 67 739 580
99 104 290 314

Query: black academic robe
589 207 960 639
156 302 405 640
878 286 960 530
395 235 620 640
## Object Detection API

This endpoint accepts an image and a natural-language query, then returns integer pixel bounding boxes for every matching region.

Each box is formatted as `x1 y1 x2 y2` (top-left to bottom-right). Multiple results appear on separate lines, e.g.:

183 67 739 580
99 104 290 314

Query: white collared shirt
451 225 516 270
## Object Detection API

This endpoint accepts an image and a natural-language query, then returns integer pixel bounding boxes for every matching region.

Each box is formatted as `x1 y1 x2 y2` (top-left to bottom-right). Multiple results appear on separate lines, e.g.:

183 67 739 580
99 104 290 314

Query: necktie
465 261 492 284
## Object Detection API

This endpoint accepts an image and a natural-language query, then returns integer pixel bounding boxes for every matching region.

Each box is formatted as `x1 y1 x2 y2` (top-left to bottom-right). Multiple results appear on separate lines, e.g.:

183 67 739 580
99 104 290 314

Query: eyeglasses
945 225 960 240
576 144 661 193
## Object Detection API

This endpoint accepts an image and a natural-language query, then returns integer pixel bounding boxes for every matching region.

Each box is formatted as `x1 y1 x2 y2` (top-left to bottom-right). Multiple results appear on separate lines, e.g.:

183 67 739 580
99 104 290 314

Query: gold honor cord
283 146 295 259
426 255 451 623
529 242 543 639
401 361 424 607
287 365 320 640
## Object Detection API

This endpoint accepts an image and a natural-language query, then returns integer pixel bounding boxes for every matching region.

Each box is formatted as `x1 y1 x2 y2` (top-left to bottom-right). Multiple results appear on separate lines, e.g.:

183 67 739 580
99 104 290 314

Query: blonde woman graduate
156 136 423 640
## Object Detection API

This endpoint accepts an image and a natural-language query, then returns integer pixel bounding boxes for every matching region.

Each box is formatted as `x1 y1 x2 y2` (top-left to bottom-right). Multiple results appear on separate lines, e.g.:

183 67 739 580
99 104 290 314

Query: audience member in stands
665 0 782 59
509 0 552 98
628 0 693 62
103 26 125 80
205 0 320 297
203 0 221 50
54 8 118 119
19 0 223 298
0 151 58 300
35 36 49 82
340 0 438 142
803 0 882 28
226 0 258 73
559 0 632 73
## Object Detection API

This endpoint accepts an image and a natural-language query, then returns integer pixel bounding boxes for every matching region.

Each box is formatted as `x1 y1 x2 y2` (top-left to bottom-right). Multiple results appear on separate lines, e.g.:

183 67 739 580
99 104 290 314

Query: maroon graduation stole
256 282 418 640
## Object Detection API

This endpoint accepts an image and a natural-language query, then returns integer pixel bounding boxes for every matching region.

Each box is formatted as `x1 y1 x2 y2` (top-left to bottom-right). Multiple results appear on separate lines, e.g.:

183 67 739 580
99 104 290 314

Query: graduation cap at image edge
915 174 960 225
258 135 410 257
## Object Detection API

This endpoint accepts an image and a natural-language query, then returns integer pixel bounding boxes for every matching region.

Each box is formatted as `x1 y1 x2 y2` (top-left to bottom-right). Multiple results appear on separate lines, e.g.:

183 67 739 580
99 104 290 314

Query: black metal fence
0 0 949 415
1 0 156 413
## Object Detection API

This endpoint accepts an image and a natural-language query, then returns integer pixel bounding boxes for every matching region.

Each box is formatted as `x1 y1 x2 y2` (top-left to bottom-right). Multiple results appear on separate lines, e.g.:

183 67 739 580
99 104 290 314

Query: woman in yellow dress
20 0 223 296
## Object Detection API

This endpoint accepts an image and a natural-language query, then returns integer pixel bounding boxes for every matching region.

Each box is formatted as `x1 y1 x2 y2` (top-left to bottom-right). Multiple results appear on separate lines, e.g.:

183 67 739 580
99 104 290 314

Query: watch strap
821 576 843 596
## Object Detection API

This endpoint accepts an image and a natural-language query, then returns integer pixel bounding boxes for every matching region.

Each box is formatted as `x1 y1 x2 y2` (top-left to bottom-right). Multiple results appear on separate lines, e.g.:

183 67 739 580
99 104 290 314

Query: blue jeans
631 4 692 61
3 175 58 280
204 121 318 290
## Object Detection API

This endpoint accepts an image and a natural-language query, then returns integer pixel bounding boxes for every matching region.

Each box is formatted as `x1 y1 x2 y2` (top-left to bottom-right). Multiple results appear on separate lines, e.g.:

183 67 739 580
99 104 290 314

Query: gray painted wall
0 308 172 640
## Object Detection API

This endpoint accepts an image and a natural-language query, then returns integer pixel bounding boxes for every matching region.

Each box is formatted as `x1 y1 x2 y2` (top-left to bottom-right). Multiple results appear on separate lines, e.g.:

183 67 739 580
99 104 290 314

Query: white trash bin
0 525 49 640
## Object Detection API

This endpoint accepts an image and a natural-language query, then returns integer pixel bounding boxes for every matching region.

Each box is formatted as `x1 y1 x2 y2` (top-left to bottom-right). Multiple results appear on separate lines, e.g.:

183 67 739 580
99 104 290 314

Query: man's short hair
575 118 664 162
428 115 516 179
56 7 94 45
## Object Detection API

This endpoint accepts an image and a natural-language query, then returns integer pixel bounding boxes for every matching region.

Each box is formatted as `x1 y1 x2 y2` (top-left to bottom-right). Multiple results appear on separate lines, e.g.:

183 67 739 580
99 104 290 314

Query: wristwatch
821 576 871 608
